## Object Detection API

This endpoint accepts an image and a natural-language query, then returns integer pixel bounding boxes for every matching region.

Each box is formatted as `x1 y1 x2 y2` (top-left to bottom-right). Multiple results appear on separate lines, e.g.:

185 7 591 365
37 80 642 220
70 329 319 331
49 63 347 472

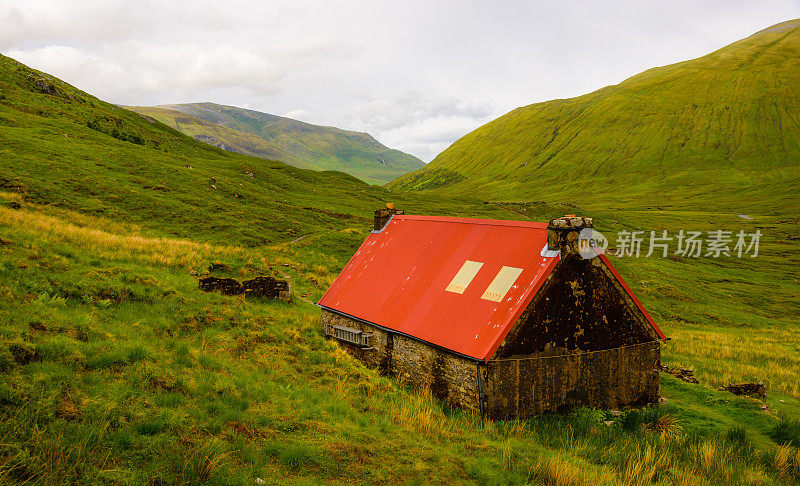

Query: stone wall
483 341 661 418
496 255 658 357
321 309 480 411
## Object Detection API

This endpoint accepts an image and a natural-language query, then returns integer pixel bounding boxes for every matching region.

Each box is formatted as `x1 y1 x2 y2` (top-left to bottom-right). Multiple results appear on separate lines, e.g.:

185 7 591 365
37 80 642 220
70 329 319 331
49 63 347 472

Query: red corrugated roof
318 215 666 362
318 215 558 361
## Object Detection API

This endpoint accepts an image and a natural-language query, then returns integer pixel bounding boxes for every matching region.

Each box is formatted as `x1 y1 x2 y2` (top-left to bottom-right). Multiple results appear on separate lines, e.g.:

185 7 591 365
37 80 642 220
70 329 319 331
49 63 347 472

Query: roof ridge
395 214 548 228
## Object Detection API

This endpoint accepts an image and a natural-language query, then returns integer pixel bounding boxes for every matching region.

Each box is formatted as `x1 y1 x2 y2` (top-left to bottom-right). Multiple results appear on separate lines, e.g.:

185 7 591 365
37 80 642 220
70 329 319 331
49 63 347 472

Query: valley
1 18 800 484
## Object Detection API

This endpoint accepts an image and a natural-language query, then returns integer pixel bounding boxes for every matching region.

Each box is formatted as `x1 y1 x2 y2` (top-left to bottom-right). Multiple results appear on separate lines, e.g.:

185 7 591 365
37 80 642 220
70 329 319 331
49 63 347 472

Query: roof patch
481 266 524 302
445 260 484 294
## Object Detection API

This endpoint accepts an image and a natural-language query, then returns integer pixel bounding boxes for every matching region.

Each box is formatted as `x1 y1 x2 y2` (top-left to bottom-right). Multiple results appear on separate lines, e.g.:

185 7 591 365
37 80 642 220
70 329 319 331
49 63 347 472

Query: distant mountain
128 102 424 185
389 19 800 214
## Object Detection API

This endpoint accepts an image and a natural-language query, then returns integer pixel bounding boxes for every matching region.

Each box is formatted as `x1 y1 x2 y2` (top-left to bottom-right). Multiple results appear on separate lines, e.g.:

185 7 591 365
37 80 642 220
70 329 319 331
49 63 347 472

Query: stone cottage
317 208 667 418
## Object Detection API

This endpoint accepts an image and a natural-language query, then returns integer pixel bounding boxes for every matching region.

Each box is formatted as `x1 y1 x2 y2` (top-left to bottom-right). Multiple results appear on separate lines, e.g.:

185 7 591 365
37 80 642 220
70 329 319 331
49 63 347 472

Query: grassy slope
155 102 425 185
390 19 800 214
2 54 800 484
125 106 316 170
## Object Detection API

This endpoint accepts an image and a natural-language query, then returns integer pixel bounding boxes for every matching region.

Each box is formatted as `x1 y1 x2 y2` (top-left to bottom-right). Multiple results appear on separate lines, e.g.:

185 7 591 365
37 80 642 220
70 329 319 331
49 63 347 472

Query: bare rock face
198 276 243 295
34 77 60 96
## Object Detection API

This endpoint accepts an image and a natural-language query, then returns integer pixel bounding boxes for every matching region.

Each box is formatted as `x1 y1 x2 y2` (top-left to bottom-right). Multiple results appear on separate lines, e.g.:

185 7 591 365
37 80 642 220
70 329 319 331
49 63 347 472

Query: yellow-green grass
390 19 800 215
2 198 800 484
3 49 800 484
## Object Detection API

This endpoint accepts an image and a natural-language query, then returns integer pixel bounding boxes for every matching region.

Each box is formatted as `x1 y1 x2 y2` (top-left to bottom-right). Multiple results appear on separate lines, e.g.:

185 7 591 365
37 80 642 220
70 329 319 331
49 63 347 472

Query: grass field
2 43 800 484
1 193 800 485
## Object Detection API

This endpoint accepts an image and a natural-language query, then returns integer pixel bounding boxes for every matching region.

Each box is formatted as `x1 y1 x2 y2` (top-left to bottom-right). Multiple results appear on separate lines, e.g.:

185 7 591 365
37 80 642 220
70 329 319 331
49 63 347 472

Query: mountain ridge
389 19 800 214
129 102 424 185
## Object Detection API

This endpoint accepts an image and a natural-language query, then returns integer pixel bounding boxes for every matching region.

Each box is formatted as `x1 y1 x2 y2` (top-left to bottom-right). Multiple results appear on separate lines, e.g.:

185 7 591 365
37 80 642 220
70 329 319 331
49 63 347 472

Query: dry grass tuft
645 413 683 438
622 444 671 485
528 456 582 486
0 205 251 269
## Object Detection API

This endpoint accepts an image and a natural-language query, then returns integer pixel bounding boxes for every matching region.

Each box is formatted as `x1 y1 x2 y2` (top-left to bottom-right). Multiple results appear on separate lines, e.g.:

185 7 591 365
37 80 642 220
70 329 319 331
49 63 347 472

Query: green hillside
125 106 316 170
390 19 800 214
133 102 425 185
2 52 800 484
0 53 459 247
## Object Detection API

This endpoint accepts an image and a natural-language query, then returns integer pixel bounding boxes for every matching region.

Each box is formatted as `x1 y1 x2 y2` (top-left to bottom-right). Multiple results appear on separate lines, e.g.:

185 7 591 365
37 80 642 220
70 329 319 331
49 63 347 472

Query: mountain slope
390 19 800 214
0 53 486 248
125 106 316 170
132 102 424 185
3 53 800 486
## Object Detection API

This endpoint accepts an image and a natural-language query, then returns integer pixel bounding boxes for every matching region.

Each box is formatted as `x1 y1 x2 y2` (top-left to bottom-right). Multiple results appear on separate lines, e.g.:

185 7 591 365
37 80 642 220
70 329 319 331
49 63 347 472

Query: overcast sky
2 1 799 161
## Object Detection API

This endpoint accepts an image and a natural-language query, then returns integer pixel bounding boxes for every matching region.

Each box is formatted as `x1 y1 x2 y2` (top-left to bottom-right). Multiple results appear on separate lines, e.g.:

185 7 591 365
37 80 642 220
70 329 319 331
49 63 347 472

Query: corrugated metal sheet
318 215 558 361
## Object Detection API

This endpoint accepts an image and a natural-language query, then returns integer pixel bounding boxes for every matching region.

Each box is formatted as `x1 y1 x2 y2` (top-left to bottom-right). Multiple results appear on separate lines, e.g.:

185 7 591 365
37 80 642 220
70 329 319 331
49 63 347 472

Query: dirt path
279 270 315 305
290 233 313 244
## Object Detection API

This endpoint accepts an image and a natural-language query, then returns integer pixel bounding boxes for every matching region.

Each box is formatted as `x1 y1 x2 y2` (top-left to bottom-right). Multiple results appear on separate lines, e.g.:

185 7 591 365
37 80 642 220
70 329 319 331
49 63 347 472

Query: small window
481 266 524 302
445 260 484 294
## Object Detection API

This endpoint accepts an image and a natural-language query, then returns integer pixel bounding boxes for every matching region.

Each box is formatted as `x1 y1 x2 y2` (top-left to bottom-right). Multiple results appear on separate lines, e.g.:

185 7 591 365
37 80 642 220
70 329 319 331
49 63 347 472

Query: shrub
274 443 320 471
642 408 682 437
621 410 643 432
771 420 800 447
726 426 749 444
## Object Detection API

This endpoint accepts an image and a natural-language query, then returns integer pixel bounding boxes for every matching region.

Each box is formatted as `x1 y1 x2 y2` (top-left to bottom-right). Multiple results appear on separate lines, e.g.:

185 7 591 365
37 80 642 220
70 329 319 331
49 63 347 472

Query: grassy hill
125 106 316 170
2 52 800 484
128 102 424 185
390 19 800 215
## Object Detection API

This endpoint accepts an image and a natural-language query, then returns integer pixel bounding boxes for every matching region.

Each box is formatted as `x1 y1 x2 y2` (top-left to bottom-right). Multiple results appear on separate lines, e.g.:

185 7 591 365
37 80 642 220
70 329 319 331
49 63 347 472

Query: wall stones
321 310 480 411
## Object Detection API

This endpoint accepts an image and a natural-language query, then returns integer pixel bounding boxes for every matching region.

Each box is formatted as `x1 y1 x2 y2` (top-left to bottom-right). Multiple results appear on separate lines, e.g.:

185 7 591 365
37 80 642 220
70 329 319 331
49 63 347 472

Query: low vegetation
1 192 799 484
1 49 799 484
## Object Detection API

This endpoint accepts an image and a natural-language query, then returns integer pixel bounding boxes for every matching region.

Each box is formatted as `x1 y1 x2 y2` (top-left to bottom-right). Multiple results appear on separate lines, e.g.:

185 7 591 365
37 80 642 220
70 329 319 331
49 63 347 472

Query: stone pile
720 382 767 399
198 275 291 302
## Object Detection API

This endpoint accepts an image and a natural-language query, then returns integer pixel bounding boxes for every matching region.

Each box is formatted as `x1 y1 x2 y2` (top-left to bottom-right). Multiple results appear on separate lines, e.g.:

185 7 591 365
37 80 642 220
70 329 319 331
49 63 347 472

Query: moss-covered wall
484 342 661 418
321 310 480 411
496 255 659 357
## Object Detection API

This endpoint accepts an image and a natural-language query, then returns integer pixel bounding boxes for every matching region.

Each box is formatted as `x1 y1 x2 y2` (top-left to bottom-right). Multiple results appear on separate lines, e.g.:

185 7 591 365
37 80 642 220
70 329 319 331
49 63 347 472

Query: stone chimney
547 214 594 256
373 203 404 231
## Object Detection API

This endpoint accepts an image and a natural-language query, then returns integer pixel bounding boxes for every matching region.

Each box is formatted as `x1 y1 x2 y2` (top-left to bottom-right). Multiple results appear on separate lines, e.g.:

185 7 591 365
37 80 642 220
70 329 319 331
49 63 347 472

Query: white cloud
2 0 799 162
282 109 312 120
